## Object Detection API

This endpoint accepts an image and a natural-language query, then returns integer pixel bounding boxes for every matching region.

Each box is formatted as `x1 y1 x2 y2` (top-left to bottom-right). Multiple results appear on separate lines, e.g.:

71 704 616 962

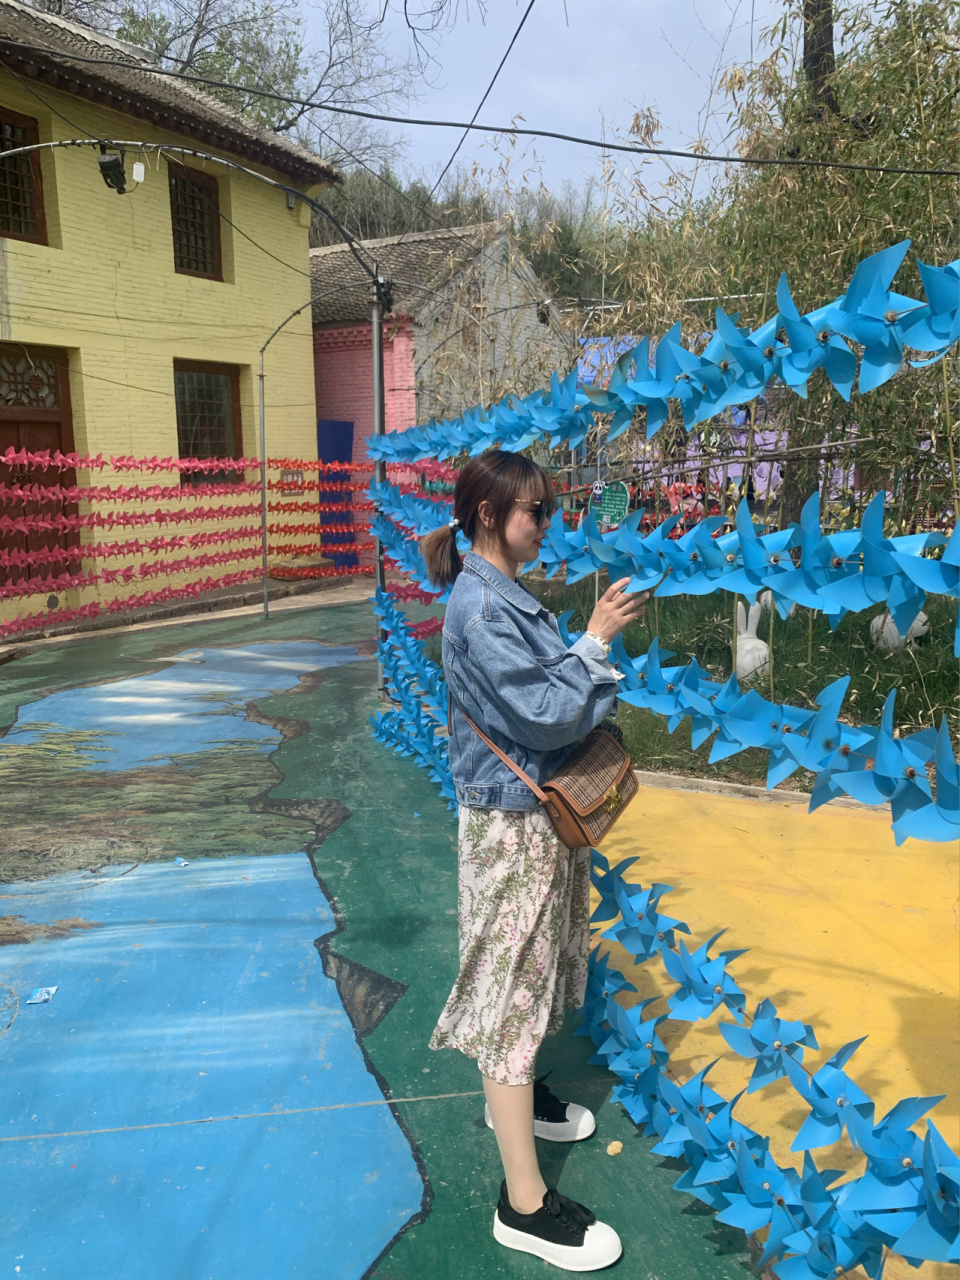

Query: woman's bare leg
482 1075 547 1214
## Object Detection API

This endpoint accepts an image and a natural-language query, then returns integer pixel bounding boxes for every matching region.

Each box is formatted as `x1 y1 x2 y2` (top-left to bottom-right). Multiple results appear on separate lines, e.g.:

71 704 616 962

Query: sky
333 0 787 196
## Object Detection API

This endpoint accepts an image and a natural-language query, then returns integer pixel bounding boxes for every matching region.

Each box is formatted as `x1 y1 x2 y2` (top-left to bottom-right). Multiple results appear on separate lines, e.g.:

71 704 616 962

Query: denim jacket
442 551 620 811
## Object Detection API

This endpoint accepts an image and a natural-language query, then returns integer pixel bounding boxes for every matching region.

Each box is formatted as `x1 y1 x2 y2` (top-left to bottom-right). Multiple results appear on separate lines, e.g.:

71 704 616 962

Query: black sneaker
493 1181 622 1271
484 1075 597 1142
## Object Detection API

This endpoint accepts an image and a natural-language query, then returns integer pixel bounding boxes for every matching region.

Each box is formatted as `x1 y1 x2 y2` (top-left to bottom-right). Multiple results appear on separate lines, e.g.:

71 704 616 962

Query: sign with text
589 480 630 527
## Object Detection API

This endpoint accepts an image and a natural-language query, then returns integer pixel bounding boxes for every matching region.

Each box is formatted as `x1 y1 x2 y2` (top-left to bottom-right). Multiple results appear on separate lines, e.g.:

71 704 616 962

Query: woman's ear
477 499 496 532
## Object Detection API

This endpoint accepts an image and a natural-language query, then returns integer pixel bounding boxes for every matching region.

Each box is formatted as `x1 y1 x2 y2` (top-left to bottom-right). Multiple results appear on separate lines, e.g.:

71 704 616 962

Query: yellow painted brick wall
0 72 330 623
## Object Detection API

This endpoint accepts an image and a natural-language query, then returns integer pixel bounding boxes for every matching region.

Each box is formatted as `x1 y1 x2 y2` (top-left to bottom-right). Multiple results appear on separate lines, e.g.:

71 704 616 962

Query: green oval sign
589 480 630 527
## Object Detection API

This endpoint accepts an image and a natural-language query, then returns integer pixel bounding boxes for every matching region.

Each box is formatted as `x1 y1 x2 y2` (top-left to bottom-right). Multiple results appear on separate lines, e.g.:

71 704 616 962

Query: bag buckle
601 783 621 814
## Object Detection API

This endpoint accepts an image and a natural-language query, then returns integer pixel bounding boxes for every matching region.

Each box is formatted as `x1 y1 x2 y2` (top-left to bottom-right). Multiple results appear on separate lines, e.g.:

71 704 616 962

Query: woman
423 450 643 1272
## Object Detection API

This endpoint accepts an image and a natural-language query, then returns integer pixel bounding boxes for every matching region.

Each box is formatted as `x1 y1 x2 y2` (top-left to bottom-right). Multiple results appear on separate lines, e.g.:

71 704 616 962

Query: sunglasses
515 499 554 525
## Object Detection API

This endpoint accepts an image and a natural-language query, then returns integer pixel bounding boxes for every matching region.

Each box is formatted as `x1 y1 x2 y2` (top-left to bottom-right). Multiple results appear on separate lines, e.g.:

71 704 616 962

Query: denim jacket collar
462 550 542 616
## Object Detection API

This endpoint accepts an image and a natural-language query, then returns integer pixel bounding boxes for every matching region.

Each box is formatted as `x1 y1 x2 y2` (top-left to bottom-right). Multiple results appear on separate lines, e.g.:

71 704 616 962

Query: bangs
490 454 555 528
519 466 557 516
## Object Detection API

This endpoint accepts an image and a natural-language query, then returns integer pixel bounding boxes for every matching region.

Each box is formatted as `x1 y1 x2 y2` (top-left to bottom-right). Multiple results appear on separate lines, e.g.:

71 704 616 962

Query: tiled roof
0 0 338 186
309 221 508 325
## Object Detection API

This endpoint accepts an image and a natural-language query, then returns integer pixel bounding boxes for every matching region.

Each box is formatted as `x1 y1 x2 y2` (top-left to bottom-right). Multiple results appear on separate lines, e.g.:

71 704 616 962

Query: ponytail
422 520 463 589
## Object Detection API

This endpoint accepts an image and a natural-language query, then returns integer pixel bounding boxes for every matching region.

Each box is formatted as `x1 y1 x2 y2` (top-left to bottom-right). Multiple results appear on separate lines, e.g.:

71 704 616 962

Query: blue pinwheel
716 1140 806 1257
823 240 925 392
583 944 638 1002
576 946 637 1044
538 510 579 579
672 1091 768 1188
902 258 960 361
590 994 669 1083
601 324 692 438
893 717 960 844
662 929 748 1023
893 1121 960 1264
783 1036 875 1151
777 1153 884 1279
765 492 850 626
708 687 787 767
654 516 730 596
783 676 873 782
719 498 794 603
693 319 756 418
818 491 933 636
589 851 639 925
526 369 596 451
603 879 691 961
774 272 857 400
892 521 959 656
619 639 692 724
614 510 684 592
847 1096 944 1182
841 1096 944 1238
711 308 780 403
650 1061 726 1152
612 1061 663 1130
826 689 937 838
578 339 647 439
719 998 819 1092
582 512 639 584
670 1154 740 1213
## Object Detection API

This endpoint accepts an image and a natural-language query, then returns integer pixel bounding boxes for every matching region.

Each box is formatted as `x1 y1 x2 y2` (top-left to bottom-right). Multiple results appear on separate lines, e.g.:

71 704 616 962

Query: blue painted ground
0 853 424 1280
4 642 364 770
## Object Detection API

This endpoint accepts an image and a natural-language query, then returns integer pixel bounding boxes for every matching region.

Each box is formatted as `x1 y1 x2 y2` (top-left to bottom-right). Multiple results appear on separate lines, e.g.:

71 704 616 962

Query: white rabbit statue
734 600 770 681
758 589 797 619
870 609 929 652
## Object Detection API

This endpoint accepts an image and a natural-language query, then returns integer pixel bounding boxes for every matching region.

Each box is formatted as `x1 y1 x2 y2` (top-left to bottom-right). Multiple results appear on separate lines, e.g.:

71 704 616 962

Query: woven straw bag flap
541 730 633 816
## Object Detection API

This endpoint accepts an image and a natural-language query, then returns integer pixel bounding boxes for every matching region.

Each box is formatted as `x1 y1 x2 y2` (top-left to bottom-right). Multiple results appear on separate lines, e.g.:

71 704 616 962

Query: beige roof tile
0 0 338 186
309 221 508 325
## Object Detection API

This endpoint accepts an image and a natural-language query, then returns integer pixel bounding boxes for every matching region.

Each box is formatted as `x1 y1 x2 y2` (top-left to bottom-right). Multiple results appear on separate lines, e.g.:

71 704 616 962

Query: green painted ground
1 603 754 1279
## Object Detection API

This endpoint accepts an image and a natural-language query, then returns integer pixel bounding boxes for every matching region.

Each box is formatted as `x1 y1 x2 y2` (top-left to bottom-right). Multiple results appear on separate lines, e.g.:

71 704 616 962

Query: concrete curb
632 767 868 809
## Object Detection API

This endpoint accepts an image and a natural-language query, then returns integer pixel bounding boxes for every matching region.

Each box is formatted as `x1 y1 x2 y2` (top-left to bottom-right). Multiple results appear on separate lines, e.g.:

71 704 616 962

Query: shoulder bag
452 697 639 849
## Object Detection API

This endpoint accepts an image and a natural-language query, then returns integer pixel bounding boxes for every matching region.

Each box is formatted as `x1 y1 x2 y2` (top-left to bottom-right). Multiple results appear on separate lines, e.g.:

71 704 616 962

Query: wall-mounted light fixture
98 144 127 194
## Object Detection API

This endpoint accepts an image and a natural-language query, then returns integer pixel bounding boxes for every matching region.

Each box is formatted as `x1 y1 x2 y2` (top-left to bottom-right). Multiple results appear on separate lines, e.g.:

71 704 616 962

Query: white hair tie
448 517 460 530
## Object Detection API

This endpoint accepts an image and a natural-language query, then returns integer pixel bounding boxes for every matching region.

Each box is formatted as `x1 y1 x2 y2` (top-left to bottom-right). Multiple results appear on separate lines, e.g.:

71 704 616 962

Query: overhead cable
1 38 957 177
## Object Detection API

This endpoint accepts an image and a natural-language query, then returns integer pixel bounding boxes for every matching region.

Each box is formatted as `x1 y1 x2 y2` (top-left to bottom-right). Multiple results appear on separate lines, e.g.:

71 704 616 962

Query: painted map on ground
0 642 426 1279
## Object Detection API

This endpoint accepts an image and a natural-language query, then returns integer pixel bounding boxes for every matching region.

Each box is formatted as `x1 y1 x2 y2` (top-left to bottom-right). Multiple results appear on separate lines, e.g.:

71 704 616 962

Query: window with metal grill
0 108 46 244
173 360 241 483
169 162 222 280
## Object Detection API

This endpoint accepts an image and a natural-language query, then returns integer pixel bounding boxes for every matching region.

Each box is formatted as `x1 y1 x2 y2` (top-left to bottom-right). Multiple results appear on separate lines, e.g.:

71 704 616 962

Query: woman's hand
587 577 648 642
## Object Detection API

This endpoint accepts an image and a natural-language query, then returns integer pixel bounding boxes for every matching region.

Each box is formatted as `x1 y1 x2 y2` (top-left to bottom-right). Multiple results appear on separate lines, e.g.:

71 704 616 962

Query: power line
426 0 536 203
1 38 956 177
388 0 535 262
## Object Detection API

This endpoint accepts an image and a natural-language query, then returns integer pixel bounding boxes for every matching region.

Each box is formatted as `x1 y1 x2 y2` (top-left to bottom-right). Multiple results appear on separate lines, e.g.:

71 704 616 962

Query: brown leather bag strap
448 693 550 806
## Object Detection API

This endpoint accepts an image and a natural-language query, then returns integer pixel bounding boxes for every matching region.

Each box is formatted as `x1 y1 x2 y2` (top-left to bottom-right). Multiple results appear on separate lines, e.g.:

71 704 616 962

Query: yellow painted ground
594 780 959 1280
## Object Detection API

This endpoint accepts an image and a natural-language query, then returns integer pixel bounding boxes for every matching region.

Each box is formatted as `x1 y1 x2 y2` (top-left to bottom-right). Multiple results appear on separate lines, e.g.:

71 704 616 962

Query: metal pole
371 270 388 699
259 349 269 619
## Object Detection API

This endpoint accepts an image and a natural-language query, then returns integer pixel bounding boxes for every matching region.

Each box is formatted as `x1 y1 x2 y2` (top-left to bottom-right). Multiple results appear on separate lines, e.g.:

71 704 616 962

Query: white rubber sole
493 1213 623 1272
484 1101 597 1142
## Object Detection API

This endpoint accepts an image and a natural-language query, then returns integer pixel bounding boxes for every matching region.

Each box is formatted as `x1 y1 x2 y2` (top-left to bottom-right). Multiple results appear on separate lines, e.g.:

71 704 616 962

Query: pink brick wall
313 316 416 467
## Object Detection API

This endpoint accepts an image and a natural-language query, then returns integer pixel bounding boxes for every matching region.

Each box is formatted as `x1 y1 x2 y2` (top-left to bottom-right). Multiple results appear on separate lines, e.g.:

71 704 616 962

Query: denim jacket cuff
569 634 623 684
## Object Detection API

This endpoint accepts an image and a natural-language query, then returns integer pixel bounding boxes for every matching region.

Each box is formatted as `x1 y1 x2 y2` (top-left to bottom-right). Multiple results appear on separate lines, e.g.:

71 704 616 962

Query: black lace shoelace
533 1073 569 1124
542 1188 596 1236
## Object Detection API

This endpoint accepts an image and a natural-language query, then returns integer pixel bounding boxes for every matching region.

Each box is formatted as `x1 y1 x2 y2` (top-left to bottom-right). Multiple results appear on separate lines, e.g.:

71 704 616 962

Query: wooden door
0 344 78 591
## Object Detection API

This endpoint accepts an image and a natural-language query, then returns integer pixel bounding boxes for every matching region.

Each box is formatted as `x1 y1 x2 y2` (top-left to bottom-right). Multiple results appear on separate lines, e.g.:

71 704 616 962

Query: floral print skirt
429 805 591 1085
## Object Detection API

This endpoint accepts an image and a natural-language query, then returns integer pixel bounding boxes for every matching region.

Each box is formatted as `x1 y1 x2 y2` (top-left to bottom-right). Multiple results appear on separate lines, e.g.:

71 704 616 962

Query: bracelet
584 630 612 657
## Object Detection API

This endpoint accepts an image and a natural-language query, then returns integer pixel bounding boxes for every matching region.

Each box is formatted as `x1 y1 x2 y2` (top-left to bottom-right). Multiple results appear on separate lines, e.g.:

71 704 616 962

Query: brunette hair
421 449 555 588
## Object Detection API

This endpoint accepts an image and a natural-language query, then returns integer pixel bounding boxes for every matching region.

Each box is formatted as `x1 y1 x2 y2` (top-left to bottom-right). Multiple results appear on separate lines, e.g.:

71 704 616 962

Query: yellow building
0 0 338 626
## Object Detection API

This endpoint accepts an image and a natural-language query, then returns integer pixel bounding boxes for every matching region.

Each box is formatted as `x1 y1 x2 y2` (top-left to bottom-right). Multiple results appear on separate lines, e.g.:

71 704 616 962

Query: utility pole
371 266 393 699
